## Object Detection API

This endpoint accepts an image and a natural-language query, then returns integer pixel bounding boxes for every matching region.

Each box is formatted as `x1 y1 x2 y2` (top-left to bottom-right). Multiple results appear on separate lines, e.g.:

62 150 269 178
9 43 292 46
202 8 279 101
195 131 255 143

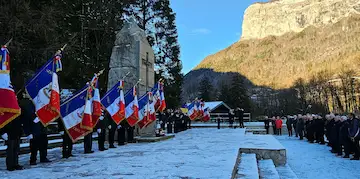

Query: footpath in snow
0 128 245 179
276 135 360 179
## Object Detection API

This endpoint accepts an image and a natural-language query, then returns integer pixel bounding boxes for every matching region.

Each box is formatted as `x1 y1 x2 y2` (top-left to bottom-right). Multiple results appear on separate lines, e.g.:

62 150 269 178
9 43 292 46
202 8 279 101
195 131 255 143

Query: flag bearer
96 111 107 151
58 119 73 158
22 92 51 165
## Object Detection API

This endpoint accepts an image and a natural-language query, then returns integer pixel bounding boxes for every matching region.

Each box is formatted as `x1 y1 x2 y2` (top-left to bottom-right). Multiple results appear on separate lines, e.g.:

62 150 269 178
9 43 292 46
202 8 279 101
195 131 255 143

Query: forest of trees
0 0 183 108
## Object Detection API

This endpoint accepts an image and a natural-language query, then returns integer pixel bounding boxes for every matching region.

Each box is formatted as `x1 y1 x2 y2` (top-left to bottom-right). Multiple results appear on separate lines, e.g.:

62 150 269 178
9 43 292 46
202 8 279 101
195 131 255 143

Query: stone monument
108 19 156 137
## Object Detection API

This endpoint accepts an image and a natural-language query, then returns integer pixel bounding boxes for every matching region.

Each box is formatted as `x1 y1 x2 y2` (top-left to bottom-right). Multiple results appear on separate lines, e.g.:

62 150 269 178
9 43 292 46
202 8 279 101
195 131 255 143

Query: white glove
97 129 101 134
33 117 40 123
100 116 104 120
27 134 33 140
108 125 112 129
59 131 64 135
117 125 121 129
1 133 8 141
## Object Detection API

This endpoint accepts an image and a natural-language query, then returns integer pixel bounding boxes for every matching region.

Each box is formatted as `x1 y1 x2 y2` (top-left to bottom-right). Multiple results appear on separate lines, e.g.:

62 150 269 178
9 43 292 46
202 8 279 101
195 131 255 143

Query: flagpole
4 38 13 47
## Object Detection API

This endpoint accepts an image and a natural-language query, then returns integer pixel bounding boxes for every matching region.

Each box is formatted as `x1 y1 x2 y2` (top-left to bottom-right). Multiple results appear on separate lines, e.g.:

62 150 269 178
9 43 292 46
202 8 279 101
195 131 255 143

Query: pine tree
130 0 183 108
218 83 232 105
229 75 251 111
199 76 213 101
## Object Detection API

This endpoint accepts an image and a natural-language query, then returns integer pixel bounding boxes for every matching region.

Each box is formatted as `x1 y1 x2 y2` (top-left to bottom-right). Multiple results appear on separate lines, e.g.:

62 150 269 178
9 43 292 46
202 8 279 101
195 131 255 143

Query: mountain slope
192 15 360 90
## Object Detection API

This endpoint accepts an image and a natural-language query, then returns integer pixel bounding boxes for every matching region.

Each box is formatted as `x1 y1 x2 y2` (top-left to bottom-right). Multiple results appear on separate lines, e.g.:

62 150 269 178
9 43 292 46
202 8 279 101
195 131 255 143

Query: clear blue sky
170 0 268 74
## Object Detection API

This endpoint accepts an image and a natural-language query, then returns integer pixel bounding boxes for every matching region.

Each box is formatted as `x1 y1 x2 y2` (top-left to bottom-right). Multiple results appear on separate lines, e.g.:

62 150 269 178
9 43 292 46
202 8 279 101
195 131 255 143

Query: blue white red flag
25 50 62 126
159 83 166 112
125 87 139 126
60 85 92 142
0 46 21 129
202 107 211 122
101 80 125 125
187 102 198 120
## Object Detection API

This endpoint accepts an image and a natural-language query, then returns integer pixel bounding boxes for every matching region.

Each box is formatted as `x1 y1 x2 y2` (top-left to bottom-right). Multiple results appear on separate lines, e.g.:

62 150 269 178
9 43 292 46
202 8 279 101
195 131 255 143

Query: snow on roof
187 101 231 112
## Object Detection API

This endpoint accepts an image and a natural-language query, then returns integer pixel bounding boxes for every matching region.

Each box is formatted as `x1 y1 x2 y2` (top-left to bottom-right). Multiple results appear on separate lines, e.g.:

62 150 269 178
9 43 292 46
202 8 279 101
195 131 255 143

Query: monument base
135 121 156 137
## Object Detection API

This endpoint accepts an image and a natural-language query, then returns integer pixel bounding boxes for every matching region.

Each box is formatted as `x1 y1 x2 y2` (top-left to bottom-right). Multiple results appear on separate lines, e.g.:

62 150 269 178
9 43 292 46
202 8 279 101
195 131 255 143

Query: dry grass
194 15 360 89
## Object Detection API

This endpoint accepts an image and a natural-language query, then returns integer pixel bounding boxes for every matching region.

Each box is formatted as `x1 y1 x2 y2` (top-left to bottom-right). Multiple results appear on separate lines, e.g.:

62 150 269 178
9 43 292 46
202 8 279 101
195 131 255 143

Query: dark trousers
30 134 48 162
273 127 277 135
288 128 292 136
117 127 126 145
341 139 351 156
316 132 325 143
84 133 93 153
62 134 73 158
167 123 172 133
277 128 282 135
127 127 134 143
353 138 360 157
109 127 116 146
6 139 20 169
294 126 298 137
265 127 269 134
189 120 191 129
161 122 166 130
98 129 106 150
299 130 304 140
217 120 220 129
239 120 244 128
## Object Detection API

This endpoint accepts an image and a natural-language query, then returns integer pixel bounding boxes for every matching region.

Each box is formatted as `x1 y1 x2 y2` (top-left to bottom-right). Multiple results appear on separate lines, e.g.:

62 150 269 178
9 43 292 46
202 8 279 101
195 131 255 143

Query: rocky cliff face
241 0 360 40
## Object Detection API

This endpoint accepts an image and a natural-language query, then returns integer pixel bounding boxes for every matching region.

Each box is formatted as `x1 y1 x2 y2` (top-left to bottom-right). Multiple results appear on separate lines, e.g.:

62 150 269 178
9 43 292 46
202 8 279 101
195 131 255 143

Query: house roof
187 101 231 112
204 101 231 112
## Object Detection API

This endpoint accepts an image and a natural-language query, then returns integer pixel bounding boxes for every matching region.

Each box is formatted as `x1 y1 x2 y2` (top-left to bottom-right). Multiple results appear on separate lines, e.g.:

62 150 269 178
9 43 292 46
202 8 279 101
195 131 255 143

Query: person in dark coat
306 116 315 143
217 114 221 129
174 111 181 133
57 119 73 158
237 108 244 128
286 116 293 137
83 132 94 154
271 117 277 135
292 116 298 137
167 110 174 133
22 95 51 165
96 111 107 151
348 113 360 160
107 112 117 148
117 120 127 145
264 118 270 134
228 110 234 128
339 116 351 158
126 123 135 143
330 116 341 154
0 95 27 171
159 112 166 130
315 115 325 144
296 115 305 140
325 114 335 147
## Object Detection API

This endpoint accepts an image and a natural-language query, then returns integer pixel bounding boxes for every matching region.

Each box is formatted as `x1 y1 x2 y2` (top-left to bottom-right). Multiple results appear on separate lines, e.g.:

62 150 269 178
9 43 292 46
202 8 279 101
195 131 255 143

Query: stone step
258 159 280 179
276 164 298 179
237 153 259 179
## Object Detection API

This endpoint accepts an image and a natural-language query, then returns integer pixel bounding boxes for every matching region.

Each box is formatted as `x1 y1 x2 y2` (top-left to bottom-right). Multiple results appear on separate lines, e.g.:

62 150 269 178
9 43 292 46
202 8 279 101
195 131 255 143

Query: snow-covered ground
276 136 360 179
0 128 245 179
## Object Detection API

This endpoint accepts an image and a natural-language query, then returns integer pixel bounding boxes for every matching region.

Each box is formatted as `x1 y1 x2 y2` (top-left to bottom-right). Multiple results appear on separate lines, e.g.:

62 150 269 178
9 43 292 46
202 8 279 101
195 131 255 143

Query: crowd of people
265 113 360 160
0 93 192 171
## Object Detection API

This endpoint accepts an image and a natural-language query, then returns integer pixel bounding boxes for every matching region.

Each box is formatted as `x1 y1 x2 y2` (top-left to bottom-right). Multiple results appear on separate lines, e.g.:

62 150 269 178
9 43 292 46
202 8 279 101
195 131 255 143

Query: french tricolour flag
152 82 161 111
60 85 92 142
90 75 101 127
202 107 211 122
101 80 125 125
0 46 21 129
125 87 139 127
159 83 166 112
137 92 151 129
25 51 63 126
187 102 198 120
